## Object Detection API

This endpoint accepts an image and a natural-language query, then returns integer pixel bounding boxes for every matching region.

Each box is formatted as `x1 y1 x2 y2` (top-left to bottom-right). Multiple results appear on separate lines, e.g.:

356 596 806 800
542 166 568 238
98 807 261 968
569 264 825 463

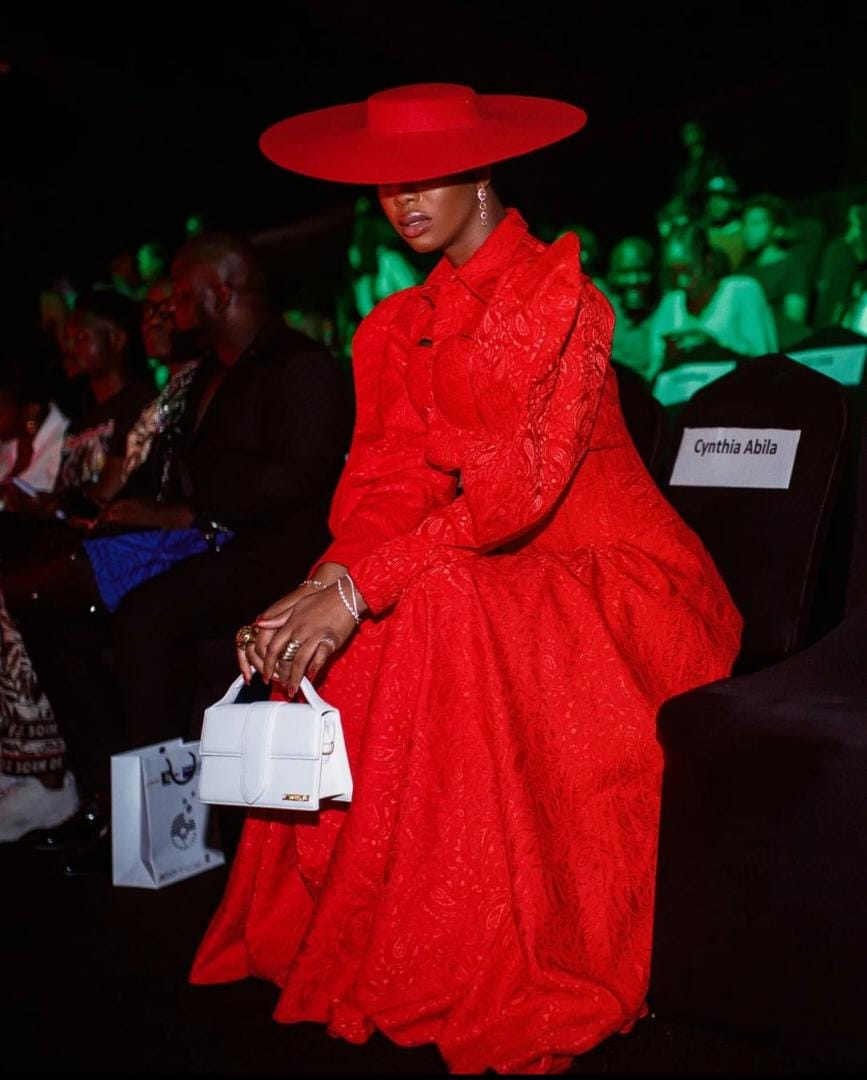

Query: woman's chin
403 231 440 255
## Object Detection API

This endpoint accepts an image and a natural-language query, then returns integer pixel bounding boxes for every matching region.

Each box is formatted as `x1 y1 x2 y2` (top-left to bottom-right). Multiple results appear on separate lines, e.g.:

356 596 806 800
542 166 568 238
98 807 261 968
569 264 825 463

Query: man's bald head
171 232 271 335
173 232 268 293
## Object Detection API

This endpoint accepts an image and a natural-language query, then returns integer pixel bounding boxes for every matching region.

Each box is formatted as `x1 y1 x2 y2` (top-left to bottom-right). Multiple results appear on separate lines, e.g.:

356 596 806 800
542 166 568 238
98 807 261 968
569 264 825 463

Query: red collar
422 209 531 305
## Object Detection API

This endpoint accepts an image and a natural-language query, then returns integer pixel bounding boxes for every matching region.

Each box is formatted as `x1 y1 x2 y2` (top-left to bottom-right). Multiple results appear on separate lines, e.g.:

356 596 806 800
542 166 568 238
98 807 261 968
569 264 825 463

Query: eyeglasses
142 299 173 321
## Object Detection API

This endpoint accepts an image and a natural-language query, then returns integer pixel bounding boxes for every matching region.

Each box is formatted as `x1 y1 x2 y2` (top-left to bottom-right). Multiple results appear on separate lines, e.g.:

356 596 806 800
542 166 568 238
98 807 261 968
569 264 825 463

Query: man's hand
664 328 714 358
0 485 58 518
97 498 194 530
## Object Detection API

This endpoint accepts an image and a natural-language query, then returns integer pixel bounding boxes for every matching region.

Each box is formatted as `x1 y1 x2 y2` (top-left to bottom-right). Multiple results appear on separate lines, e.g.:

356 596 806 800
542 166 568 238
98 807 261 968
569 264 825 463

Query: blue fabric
83 527 234 613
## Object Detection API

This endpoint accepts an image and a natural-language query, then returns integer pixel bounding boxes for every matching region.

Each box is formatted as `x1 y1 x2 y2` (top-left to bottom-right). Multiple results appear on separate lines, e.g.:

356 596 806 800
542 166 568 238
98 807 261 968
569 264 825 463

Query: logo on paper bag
170 798 197 850
282 793 310 802
160 748 197 786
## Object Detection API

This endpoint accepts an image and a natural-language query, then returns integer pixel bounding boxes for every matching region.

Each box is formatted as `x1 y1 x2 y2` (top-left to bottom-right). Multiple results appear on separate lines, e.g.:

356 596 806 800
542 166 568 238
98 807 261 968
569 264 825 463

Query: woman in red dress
191 84 742 1074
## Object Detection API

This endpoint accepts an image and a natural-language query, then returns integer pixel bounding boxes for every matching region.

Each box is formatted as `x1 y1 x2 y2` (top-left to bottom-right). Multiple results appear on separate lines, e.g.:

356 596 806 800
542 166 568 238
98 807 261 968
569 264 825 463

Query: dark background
2 1 866 314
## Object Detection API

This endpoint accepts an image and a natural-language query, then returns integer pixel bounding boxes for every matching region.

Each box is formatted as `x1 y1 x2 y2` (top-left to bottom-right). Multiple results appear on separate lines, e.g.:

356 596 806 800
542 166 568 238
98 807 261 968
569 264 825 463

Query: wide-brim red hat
259 83 587 185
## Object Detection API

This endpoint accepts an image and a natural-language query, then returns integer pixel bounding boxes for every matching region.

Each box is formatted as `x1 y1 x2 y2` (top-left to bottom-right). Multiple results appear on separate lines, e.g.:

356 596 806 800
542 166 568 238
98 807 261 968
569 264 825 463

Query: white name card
653 361 737 407
670 427 802 489
787 344 866 386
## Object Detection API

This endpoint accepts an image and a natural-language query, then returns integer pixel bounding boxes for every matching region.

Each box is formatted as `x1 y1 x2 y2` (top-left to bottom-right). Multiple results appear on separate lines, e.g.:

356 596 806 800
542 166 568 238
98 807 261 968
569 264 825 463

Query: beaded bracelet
336 574 361 624
299 579 326 589
347 574 359 616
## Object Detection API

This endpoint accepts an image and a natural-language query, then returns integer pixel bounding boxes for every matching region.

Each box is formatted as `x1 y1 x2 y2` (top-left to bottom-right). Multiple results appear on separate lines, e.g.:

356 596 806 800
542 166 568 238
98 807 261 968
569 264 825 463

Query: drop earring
477 186 488 227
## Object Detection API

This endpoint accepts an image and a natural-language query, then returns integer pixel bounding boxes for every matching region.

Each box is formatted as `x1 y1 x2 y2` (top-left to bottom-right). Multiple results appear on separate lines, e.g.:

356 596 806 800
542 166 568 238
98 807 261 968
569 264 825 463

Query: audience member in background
740 194 811 349
0 290 153 549
55 292 154 498
0 362 68 503
607 237 659 380
656 196 692 242
0 292 156 842
0 284 188 844
703 174 745 272
0 589 78 842
2 233 352 854
814 196 867 329
0 367 75 843
51 317 93 423
140 275 174 389
120 277 199 485
647 224 777 378
674 120 728 214
89 277 201 503
843 277 867 336
655 196 692 297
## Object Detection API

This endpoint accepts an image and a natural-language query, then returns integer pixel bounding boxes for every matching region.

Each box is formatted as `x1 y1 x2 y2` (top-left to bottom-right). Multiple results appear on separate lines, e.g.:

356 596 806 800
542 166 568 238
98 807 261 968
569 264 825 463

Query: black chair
785 328 867 637
662 353 848 674
650 415 867 1068
611 360 666 479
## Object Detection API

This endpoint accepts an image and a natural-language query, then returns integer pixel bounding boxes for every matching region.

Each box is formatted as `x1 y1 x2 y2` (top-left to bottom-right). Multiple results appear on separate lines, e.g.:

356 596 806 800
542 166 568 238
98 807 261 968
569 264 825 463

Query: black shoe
26 798 109 853
62 832 111 877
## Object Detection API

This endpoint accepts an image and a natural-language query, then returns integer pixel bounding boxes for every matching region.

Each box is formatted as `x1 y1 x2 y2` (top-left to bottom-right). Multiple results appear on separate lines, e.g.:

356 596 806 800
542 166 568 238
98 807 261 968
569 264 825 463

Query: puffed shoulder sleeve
320 288 458 569
350 235 614 614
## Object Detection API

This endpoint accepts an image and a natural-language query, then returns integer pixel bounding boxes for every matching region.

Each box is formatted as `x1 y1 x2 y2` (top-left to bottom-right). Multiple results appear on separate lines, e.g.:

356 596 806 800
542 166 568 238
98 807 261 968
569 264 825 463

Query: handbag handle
213 674 330 710
298 676 328 711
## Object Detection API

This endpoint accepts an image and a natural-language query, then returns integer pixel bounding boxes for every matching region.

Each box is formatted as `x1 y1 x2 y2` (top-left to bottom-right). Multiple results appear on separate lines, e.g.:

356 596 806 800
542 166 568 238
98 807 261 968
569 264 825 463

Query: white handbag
198 676 352 811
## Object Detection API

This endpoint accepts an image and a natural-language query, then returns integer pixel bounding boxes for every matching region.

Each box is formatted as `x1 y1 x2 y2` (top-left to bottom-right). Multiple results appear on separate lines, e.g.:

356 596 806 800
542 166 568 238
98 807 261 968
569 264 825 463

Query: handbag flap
200 702 251 756
240 704 275 803
269 702 323 759
201 700 323 761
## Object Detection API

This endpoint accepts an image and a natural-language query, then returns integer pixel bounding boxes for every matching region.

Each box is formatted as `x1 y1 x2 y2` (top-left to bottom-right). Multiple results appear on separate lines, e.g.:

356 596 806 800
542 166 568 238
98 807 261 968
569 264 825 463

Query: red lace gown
191 211 742 1074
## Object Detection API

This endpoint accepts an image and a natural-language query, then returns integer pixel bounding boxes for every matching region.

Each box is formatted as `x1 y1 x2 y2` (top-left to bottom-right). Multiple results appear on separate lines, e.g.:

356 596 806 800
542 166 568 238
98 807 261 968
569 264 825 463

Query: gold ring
279 638 303 663
235 625 258 649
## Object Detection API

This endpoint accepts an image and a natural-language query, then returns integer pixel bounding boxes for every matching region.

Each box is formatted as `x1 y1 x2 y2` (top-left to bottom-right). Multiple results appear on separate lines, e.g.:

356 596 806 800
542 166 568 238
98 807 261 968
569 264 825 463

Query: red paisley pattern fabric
191 211 742 1074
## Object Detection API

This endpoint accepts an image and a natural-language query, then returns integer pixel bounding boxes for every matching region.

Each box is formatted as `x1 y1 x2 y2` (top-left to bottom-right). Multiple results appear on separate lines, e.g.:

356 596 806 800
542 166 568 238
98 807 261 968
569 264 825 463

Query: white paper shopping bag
111 737 224 889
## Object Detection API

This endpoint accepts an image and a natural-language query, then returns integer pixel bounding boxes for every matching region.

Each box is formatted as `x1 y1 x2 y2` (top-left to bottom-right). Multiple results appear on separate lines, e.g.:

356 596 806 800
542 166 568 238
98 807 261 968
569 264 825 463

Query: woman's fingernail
287 684 297 697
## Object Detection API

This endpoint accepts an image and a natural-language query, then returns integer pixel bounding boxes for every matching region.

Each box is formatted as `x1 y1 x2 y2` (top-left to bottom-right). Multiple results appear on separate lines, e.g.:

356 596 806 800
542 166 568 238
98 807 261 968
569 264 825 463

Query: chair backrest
611 361 666 479
845 415 867 614
664 353 848 673
785 326 867 389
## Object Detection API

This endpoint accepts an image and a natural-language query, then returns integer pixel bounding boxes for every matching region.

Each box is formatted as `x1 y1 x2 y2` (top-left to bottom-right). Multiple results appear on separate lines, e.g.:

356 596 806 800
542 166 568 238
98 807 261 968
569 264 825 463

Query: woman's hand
256 581 363 692
236 583 310 684
235 562 350 684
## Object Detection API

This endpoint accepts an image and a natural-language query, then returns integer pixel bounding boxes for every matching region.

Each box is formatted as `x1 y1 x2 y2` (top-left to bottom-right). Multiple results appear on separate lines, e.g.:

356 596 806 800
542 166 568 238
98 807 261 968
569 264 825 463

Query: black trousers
112 548 285 751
